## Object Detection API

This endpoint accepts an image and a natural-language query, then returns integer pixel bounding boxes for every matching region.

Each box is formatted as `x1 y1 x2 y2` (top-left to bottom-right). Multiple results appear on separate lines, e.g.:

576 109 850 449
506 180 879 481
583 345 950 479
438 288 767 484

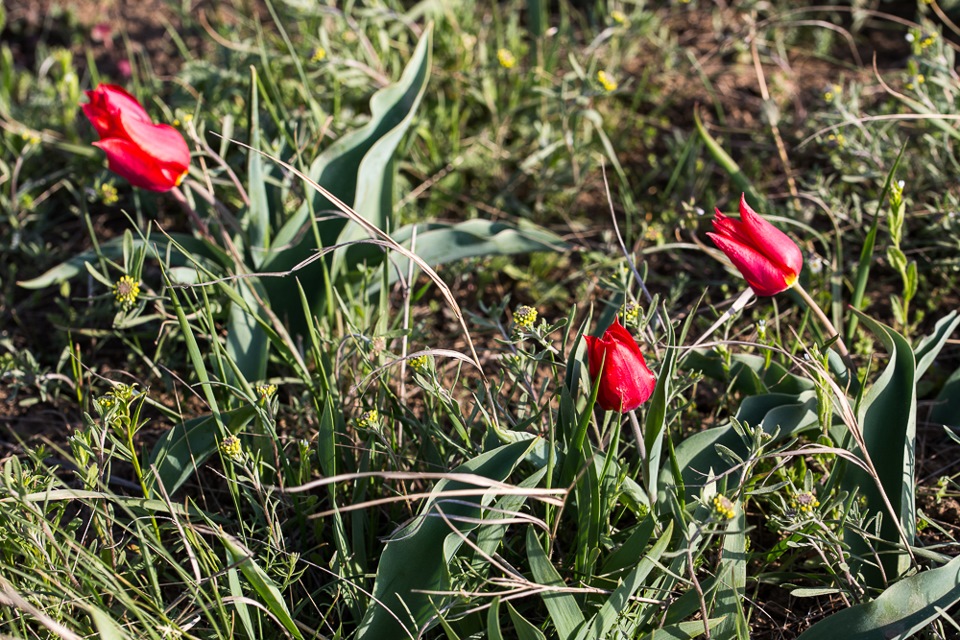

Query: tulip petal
738 194 803 276
82 84 151 139
707 231 792 296
94 84 151 123
711 210 752 246
119 112 191 169
93 138 184 191
585 320 656 412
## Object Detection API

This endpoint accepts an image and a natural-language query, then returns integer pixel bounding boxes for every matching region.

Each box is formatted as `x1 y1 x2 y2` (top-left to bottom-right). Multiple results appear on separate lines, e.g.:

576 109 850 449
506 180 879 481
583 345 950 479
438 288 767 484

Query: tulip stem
793 282 856 369
169 187 213 240
628 410 646 466
690 288 755 348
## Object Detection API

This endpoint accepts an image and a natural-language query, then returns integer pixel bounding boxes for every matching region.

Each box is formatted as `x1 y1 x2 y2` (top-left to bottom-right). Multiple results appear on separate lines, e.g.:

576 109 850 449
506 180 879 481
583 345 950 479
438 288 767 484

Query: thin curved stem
793 282 857 374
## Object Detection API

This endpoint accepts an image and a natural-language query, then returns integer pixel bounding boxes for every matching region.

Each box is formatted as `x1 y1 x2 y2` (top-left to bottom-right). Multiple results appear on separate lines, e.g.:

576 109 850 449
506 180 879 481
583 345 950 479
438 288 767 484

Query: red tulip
81 84 190 192
707 194 803 297
585 318 656 412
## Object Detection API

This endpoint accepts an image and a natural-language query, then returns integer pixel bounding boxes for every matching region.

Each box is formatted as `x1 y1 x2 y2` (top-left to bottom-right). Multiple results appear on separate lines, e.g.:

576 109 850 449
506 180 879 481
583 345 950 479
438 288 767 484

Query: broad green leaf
507 602 548 640
666 391 818 495
220 532 304 640
146 405 257 496
844 311 916 584
487 597 504 640
797 554 960 640
931 365 960 428
245 66 271 268
682 349 814 395
913 310 960 380
572 522 674 640
638 618 727 640
87 607 127 640
526 526 586 640
263 26 434 331
600 516 655 577
712 510 748 638
224 279 270 383
356 439 537 639
365 219 568 292
335 25 434 258
643 313 677 505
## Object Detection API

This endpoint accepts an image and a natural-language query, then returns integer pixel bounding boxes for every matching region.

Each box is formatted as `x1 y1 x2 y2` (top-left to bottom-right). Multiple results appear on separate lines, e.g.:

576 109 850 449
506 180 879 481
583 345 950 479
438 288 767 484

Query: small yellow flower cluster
357 409 379 429
920 32 937 49
100 183 119 205
513 305 538 331
712 495 736 520
596 70 618 92
497 48 516 69
20 131 41 145
826 132 846 148
219 436 244 463
906 74 925 90
311 46 327 62
255 384 277 401
611 10 628 26
113 275 141 310
823 84 842 102
791 491 820 514
621 302 640 323
408 354 430 374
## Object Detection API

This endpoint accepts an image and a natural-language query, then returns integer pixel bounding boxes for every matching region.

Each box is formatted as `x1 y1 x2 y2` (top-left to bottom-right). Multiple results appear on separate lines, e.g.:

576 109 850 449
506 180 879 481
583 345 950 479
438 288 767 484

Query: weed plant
1 1 960 639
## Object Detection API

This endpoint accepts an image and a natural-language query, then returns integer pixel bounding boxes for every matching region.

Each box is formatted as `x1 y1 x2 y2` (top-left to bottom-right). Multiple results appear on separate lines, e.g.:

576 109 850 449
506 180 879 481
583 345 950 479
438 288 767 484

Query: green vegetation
1 1 959 638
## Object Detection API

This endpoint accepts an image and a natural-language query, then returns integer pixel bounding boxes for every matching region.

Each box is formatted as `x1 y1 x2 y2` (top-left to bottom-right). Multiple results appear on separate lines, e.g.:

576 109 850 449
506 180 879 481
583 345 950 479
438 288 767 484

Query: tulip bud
584 318 656 412
707 194 803 297
81 84 190 192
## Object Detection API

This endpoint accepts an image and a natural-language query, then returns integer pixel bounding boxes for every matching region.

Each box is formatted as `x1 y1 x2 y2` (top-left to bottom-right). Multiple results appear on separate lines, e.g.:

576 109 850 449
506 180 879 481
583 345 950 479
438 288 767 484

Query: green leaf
796 555 960 640
224 279 270 383
245 66 271 268
572 522 674 640
637 618 727 640
219 532 304 640
693 108 760 205
507 602 548 640
146 405 257 496
526 526 585 640
335 25 434 260
666 391 818 495
356 439 537 639
844 310 916 584
365 219 568 292
643 312 677 504
931 365 960 428
712 510 748 638
87 607 127 640
847 143 907 341
263 25 434 330
487 597 504 640
683 349 813 395
913 311 960 380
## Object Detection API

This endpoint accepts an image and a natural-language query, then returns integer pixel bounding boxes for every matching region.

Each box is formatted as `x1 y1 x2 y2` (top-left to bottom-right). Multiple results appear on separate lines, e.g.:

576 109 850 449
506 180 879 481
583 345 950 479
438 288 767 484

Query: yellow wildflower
513 305 538 331
712 495 736 520
113 275 140 310
597 70 618 92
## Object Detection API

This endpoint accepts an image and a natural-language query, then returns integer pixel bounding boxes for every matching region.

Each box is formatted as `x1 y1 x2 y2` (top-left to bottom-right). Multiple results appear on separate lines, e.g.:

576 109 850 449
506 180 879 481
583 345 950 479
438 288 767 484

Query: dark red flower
81 84 190 192
585 318 656 412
